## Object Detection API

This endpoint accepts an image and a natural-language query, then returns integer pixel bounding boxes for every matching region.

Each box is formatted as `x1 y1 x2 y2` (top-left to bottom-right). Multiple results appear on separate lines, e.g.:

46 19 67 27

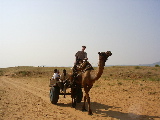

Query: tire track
1 77 95 120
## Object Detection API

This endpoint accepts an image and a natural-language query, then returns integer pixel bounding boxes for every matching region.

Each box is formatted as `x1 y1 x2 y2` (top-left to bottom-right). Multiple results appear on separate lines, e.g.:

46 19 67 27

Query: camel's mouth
98 51 112 61
106 51 112 56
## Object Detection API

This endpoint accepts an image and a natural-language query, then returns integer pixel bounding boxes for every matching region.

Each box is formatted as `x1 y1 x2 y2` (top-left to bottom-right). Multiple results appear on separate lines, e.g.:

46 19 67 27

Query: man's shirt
75 51 87 60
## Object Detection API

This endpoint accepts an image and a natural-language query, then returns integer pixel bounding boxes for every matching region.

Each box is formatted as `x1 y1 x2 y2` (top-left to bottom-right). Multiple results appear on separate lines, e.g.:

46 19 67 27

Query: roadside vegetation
0 70 4 76
1 66 159 119
0 66 159 81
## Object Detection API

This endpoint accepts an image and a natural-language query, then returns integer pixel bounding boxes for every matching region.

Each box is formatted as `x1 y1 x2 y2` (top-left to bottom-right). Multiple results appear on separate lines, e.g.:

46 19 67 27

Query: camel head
98 51 112 64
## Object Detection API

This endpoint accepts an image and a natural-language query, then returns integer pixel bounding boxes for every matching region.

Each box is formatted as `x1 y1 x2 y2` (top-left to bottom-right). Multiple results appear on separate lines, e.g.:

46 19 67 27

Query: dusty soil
0 67 160 120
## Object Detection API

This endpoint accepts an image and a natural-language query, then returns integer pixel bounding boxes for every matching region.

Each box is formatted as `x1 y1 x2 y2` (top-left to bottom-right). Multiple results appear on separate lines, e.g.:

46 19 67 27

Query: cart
49 78 83 104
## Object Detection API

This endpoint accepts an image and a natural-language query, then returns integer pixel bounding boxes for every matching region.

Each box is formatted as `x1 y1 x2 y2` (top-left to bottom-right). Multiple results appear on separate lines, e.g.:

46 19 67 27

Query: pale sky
1 0 160 68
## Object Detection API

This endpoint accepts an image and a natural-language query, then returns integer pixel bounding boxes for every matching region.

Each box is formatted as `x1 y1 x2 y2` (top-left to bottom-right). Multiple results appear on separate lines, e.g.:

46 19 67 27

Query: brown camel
71 51 112 115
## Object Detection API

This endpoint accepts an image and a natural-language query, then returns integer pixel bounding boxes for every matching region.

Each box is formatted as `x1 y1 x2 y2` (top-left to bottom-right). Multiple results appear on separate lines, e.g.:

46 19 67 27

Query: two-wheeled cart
49 79 83 104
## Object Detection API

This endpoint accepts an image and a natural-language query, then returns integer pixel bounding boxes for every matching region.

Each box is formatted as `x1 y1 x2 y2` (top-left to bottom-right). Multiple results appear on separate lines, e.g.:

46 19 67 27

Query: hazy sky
1 0 160 68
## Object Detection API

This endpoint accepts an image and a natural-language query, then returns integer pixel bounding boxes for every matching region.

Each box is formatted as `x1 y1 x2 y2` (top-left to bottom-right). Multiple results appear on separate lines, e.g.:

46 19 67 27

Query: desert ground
0 66 160 120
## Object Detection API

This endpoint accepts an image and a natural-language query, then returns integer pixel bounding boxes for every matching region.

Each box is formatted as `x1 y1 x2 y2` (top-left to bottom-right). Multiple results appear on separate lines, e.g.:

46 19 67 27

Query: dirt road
0 76 160 120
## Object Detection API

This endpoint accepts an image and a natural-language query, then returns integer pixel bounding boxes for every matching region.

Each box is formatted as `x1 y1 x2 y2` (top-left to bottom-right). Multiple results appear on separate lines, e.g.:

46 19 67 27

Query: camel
70 51 112 115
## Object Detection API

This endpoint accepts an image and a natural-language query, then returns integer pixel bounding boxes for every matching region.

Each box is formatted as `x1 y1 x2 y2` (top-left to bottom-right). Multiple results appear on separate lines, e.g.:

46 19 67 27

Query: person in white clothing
52 69 60 80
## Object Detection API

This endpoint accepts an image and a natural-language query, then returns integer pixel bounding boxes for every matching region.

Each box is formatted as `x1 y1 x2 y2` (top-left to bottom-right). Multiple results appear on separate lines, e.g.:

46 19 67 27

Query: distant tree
135 66 141 69
155 64 159 67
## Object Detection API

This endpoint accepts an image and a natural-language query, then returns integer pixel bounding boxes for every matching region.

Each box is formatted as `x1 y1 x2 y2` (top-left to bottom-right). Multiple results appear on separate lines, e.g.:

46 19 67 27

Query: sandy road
0 77 115 120
0 77 97 120
0 76 160 120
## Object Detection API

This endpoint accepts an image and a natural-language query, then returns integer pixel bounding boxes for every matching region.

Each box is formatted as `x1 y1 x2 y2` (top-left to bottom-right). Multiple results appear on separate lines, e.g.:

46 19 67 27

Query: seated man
60 69 70 84
73 46 88 72
73 46 93 73
49 69 60 87
60 69 70 98
75 46 88 65
52 69 60 80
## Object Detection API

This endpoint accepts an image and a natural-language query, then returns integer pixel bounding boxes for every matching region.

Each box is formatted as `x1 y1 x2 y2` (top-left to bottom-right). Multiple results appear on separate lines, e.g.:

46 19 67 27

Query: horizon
1 0 160 68
1 60 160 69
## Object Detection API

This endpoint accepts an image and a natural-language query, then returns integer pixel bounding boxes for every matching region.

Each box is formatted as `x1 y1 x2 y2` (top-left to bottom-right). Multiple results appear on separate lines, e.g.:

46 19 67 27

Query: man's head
63 69 66 73
54 69 57 73
63 69 66 76
82 46 86 51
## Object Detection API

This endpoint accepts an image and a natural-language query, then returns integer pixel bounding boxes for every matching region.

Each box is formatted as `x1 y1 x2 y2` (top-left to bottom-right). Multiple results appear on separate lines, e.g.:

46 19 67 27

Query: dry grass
1 66 159 89
1 66 160 119
1 66 160 81
102 66 160 81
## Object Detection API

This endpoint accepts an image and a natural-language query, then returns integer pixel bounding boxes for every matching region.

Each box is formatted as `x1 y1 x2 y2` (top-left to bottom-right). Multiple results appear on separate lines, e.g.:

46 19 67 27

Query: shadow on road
57 101 160 120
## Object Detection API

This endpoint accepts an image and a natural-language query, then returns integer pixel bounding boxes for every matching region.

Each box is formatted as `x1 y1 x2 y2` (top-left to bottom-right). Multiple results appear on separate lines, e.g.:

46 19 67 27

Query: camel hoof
88 112 93 115
72 104 75 108
82 108 87 112
72 103 76 108
88 110 93 115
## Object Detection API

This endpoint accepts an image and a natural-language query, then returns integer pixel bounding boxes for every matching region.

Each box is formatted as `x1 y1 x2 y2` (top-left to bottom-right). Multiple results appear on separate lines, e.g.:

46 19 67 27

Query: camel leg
82 85 93 115
86 86 93 115
72 98 76 108
82 95 87 111
72 97 76 108
71 86 77 108
63 83 67 98
82 85 87 111
87 96 92 115
71 87 75 108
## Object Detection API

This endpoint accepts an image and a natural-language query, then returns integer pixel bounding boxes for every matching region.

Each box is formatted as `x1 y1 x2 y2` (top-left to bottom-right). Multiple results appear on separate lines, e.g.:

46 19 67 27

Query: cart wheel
76 88 83 103
50 87 60 104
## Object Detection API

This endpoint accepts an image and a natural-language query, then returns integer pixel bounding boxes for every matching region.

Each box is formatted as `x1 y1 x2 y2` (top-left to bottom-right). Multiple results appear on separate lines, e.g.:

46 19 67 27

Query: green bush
16 71 32 77
0 70 4 76
155 64 159 67
135 66 141 69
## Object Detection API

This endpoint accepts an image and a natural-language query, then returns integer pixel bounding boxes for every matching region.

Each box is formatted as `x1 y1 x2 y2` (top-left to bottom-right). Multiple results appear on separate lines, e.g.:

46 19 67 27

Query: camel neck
92 60 105 81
